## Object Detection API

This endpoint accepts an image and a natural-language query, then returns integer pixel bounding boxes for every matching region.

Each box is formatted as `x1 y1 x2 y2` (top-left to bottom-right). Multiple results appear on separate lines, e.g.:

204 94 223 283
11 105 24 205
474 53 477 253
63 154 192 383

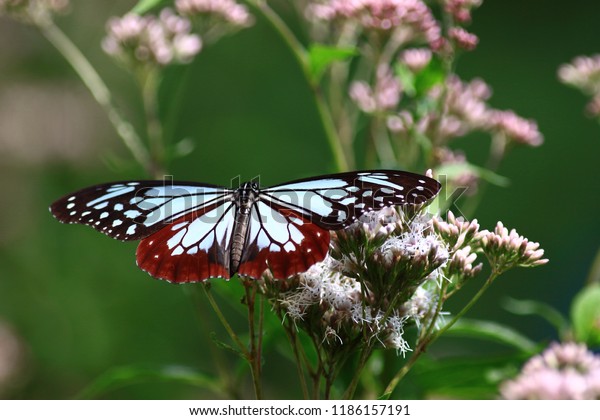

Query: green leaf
76 365 222 399
503 296 570 338
413 57 445 94
445 318 537 352
395 58 446 98
132 0 171 14
394 58 446 97
585 247 600 285
571 284 600 346
171 137 195 158
382 352 529 399
209 331 247 358
436 162 511 187
307 44 357 83
394 64 416 96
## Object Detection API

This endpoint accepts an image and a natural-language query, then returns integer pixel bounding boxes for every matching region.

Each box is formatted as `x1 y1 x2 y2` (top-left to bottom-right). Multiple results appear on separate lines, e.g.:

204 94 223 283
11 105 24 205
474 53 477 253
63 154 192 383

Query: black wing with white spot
50 181 233 241
260 170 441 229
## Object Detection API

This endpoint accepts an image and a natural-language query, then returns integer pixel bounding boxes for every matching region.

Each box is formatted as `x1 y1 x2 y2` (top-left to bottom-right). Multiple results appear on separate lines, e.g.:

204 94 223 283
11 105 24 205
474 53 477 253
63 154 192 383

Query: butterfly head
239 180 260 192
235 181 261 208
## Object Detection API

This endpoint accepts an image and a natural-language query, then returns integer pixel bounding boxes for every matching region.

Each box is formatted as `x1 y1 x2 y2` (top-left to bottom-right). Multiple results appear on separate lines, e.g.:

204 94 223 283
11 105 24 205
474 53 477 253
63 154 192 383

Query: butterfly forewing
261 170 441 229
50 181 232 241
237 202 330 279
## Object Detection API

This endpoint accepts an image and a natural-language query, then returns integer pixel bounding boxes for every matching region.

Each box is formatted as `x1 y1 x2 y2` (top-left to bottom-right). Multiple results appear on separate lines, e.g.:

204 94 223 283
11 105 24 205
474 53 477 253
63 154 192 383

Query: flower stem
435 270 499 338
244 283 263 399
202 284 249 358
139 68 166 174
283 323 310 399
184 286 236 397
35 18 157 176
327 23 358 169
381 270 500 398
342 343 374 399
244 0 350 172
372 115 397 168
461 132 507 217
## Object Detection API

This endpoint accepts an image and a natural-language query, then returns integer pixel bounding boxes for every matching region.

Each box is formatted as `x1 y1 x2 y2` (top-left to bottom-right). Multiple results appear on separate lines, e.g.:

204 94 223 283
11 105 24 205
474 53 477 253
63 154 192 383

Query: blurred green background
0 0 599 399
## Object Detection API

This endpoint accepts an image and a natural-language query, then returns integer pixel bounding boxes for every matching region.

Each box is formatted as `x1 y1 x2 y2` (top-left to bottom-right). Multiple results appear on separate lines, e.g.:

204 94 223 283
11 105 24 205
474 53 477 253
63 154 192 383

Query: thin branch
283 322 310 399
184 287 235 397
36 18 157 176
381 270 500 398
139 68 166 174
342 342 374 399
243 0 350 172
202 285 249 358
244 283 263 399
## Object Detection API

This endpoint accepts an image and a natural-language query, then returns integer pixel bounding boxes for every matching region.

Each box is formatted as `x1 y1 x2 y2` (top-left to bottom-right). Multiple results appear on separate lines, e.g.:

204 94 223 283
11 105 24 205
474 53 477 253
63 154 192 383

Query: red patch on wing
237 208 330 279
135 208 233 283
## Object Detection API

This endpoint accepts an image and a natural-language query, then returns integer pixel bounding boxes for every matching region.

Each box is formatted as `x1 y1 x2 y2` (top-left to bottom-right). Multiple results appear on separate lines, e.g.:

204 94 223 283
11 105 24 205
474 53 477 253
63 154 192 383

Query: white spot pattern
245 202 307 253
358 175 405 192
87 186 135 207
163 204 235 256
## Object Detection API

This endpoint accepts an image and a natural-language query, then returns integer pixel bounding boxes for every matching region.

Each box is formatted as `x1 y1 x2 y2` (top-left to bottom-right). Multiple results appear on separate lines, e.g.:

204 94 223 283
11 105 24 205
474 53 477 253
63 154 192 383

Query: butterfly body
51 170 440 283
230 181 260 276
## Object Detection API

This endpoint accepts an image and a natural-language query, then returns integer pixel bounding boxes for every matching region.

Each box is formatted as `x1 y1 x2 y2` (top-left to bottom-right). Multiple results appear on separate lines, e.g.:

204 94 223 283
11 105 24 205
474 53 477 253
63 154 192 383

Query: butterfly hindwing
50 181 232 241
237 201 330 279
136 201 236 283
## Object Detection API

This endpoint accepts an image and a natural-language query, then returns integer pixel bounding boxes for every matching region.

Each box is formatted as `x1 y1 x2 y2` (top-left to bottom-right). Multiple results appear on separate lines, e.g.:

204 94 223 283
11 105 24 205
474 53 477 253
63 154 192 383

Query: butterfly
50 170 440 283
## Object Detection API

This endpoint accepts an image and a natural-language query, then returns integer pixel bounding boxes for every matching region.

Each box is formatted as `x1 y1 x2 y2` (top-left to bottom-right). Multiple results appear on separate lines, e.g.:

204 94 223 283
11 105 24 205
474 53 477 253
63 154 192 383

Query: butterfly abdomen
230 182 259 276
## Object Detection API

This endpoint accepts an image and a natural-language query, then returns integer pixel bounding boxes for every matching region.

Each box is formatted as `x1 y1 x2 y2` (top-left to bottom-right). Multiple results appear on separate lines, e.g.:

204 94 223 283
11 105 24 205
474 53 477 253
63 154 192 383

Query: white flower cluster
0 0 68 19
432 211 482 278
102 9 202 67
308 0 443 49
360 209 449 278
281 206 449 355
176 0 253 27
379 221 449 270
281 257 360 321
350 65 401 114
274 199 548 372
401 282 443 330
501 342 600 399
281 256 412 354
476 221 548 270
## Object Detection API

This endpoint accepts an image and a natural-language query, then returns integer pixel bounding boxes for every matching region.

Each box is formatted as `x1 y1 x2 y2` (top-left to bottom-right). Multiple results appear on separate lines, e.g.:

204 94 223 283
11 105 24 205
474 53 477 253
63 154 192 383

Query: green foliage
401 353 526 399
446 319 537 352
132 0 173 14
308 44 357 84
395 58 445 98
436 162 511 188
77 365 222 399
503 297 571 339
571 284 600 346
